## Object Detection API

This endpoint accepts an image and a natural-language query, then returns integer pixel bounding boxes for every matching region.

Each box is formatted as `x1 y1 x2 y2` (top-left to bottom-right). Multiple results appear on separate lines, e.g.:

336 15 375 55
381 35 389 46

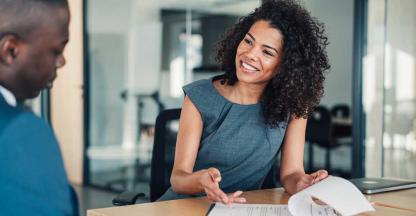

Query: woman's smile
240 61 260 74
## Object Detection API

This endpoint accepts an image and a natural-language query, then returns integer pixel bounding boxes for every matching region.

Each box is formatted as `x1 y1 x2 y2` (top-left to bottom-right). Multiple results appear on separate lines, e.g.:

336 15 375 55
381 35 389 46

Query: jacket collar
0 85 17 107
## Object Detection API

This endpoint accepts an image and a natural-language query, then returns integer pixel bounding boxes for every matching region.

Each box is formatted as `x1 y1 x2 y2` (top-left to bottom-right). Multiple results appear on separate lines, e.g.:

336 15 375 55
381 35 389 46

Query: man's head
0 0 69 102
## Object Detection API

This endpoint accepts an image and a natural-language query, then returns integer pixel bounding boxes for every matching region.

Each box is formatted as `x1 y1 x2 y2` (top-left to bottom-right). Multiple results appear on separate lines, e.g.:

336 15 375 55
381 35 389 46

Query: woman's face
235 20 283 86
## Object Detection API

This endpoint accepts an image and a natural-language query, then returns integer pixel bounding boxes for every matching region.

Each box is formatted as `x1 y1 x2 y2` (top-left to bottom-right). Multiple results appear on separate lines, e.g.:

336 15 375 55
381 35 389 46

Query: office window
364 0 416 179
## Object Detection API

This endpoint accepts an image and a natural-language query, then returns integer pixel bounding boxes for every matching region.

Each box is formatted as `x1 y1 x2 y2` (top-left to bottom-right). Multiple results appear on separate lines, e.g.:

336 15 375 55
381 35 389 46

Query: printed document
208 203 338 216
208 176 374 216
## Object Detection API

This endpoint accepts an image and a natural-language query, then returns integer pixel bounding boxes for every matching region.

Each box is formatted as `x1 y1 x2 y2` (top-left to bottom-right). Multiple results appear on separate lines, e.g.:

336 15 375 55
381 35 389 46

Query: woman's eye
263 50 274 57
244 38 252 45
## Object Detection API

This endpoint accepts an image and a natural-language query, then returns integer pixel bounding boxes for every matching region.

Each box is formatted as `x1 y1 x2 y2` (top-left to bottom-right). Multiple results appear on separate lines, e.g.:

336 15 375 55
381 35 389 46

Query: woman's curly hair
215 0 330 127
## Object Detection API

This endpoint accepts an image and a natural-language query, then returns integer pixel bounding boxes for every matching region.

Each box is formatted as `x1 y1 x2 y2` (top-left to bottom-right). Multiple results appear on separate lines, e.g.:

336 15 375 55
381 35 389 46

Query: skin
170 20 328 204
0 6 69 102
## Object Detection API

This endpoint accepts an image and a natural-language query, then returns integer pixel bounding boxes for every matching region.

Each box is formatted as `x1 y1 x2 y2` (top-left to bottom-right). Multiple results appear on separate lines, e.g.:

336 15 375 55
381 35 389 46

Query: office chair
330 104 352 139
306 106 351 178
150 108 181 201
306 106 332 172
331 104 350 118
330 104 352 178
113 108 279 205
112 108 181 205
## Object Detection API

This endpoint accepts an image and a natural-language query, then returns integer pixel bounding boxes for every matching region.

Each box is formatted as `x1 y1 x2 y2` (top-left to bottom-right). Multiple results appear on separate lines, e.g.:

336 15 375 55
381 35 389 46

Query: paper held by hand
288 176 375 216
208 176 375 216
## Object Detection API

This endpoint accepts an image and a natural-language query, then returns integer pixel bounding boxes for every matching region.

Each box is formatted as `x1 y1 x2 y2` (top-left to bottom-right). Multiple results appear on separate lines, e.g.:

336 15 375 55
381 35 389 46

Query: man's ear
0 35 19 65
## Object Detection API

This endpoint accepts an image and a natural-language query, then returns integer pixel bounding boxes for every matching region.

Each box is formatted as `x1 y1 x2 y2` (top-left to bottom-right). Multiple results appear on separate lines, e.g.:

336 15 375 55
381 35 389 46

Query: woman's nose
245 46 259 61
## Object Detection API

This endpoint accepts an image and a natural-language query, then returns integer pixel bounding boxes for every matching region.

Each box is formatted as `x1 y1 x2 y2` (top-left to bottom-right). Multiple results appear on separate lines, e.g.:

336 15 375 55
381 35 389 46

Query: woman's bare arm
280 116 328 194
170 96 239 203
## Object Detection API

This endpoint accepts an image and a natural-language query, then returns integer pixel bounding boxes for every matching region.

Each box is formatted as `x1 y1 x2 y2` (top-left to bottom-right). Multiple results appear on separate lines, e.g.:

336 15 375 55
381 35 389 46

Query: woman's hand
227 190 247 204
200 168 246 205
294 169 328 192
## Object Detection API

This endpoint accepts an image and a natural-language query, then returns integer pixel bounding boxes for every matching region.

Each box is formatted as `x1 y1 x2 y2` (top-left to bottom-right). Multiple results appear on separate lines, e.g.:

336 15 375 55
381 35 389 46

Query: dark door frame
352 0 367 178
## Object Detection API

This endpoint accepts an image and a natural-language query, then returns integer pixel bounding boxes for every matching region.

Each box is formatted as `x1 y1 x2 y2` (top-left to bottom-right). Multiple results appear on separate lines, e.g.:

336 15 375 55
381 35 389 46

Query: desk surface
87 188 416 216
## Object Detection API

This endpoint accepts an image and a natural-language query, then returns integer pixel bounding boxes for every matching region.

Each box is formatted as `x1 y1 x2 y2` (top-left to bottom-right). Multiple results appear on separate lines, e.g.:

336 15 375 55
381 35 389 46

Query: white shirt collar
0 85 17 107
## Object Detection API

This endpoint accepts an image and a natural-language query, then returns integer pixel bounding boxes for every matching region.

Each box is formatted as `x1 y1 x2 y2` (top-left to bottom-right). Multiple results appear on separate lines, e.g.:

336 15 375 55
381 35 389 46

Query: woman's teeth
242 62 259 72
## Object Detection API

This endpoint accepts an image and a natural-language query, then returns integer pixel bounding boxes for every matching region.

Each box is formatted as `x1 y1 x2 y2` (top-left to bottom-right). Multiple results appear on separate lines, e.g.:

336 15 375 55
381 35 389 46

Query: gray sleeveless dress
158 76 288 201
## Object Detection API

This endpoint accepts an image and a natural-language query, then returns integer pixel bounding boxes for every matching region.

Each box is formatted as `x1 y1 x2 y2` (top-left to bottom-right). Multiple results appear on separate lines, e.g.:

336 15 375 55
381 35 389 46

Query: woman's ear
0 34 19 65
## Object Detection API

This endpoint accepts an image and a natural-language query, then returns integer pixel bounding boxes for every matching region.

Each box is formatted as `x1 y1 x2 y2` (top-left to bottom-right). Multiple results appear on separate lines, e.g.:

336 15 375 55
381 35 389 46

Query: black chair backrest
331 104 350 118
150 108 181 202
306 106 332 145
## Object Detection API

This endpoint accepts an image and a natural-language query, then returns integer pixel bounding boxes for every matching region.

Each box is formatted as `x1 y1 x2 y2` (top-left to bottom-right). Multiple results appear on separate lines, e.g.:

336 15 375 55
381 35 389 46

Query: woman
159 0 330 204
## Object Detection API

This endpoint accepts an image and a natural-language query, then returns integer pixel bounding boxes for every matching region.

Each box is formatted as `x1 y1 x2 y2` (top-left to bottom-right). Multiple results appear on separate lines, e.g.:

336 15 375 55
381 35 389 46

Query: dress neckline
208 77 260 107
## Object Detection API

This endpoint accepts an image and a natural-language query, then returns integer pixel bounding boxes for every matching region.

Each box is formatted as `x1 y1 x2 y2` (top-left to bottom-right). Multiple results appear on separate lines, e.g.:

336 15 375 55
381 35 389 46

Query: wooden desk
87 188 416 216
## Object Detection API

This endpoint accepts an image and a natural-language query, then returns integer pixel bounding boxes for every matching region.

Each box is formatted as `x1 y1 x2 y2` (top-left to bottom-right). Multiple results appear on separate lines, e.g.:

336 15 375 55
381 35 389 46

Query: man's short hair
0 0 68 40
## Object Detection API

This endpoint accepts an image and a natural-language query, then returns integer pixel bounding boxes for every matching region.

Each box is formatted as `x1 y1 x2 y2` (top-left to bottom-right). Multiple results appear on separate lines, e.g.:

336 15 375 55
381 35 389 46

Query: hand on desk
201 167 246 205
295 169 328 193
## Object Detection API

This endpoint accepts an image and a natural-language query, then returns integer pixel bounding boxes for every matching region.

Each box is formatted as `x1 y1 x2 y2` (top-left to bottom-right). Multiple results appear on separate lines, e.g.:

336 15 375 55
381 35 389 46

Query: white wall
51 0 84 184
304 0 355 108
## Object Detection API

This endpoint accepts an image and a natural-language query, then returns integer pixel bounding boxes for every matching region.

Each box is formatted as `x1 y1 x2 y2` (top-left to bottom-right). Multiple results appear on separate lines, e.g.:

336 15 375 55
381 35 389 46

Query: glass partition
364 0 416 179
85 0 361 193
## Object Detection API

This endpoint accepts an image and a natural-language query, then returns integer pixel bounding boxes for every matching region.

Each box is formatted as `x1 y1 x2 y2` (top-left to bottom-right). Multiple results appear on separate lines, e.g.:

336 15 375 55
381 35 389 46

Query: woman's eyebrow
264 44 279 54
247 32 279 54
247 32 256 41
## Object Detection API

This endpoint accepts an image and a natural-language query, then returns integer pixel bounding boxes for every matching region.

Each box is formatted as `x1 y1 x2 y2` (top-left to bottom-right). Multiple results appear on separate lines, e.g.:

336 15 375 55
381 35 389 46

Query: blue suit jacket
0 94 79 215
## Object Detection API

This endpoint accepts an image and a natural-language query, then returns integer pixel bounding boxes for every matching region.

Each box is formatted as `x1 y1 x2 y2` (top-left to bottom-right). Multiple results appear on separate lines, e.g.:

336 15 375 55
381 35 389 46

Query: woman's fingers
206 188 228 203
207 167 222 182
207 189 248 205
205 168 248 205
205 187 226 203
214 189 228 203
209 194 224 203
228 191 246 204
295 175 313 191
293 170 330 193
232 197 247 203
207 188 248 205
224 191 246 204
204 181 228 203
231 190 243 198
206 168 228 203
311 170 328 184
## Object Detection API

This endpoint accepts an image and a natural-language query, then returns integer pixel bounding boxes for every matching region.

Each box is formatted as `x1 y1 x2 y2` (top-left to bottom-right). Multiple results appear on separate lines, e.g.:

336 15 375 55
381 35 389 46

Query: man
0 0 78 215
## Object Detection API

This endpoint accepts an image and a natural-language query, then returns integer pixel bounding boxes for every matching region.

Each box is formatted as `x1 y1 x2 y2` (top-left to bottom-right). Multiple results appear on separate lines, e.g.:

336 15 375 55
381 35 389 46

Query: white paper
208 176 375 216
208 203 338 216
288 176 375 216
208 203 292 216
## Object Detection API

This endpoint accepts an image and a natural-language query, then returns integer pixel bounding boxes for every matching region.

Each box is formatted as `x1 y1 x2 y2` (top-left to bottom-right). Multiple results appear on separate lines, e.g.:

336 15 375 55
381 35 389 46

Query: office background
24 0 416 214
